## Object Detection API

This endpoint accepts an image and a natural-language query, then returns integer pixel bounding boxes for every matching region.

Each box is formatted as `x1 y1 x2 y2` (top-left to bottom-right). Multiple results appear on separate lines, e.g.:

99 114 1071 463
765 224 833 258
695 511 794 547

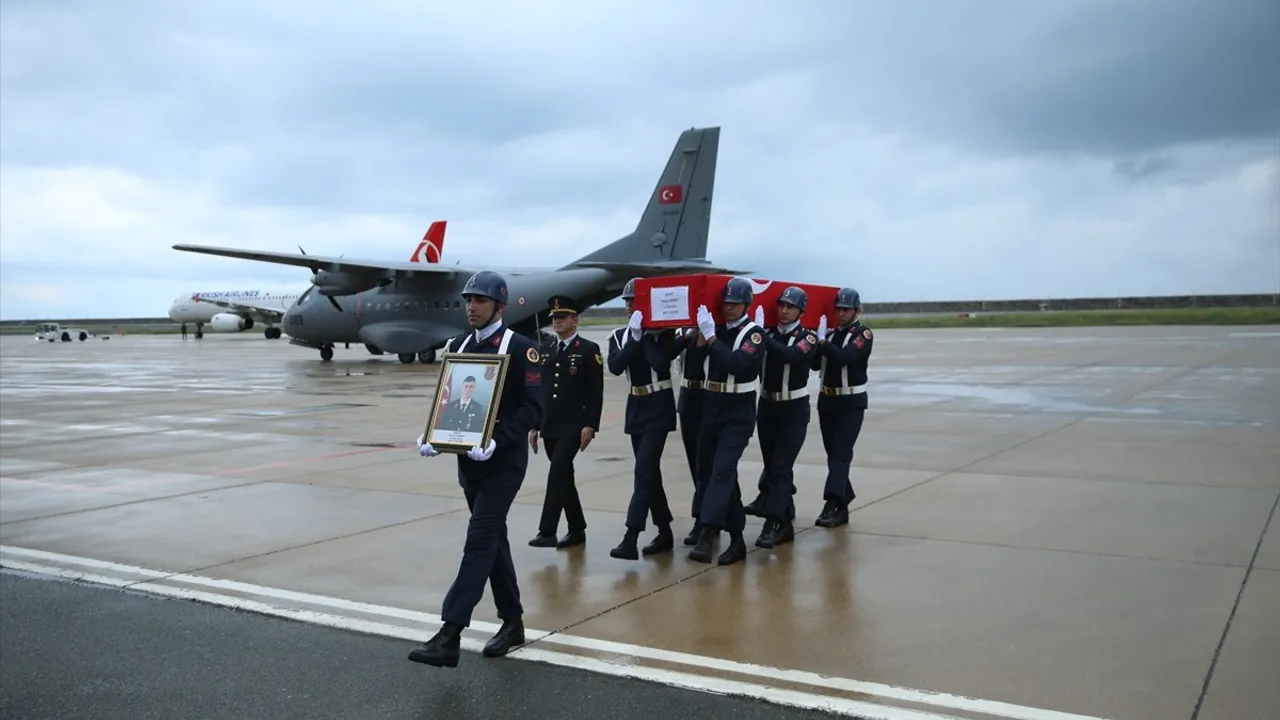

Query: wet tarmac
1 326 1278 720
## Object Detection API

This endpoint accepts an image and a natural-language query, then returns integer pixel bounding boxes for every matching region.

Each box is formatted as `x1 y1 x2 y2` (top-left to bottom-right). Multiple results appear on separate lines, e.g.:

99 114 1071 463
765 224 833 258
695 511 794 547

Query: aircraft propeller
298 245 345 312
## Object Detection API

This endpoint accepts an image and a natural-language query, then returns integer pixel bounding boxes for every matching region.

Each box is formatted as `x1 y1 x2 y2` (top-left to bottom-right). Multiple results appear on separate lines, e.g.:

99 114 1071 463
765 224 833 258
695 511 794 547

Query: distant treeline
2 293 1276 329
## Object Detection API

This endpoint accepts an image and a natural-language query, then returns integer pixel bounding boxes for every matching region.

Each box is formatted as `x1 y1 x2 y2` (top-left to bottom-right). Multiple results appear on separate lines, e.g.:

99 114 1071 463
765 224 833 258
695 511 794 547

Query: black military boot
757 519 795 548
754 519 778 548
717 531 747 565
642 524 674 555
528 533 558 548
687 525 716 563
609 529 640 560
683 521 703 546
815 502 849 528
482 617 526 657
408 622 462 668
743 494 765 517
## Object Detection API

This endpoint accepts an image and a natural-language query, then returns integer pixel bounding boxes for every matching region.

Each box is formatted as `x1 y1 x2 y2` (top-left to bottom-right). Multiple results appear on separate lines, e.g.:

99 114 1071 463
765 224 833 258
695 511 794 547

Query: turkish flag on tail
658 184 683 204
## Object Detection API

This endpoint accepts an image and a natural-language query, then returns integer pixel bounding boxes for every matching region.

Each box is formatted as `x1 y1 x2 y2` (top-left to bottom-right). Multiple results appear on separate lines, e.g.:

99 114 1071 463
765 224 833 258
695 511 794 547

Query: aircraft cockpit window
298 287 313 304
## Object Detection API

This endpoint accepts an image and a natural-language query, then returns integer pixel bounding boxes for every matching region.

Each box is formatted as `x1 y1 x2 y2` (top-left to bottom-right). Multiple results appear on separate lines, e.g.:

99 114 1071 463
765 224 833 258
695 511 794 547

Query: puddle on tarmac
891 382 1161 415
232 403 372 417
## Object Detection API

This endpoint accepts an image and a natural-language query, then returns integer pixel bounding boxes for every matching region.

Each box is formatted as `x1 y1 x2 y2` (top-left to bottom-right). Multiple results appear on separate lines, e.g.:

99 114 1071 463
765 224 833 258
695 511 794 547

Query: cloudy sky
2 0 1277 319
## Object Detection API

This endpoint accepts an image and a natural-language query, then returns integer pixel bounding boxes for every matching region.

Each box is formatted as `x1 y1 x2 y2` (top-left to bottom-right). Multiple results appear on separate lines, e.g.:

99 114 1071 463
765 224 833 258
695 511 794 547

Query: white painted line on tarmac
0 545 1112 720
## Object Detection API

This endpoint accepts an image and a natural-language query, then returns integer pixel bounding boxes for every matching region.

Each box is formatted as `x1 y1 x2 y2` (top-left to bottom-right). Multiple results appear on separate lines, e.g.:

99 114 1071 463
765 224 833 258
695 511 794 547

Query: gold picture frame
423 352 510 453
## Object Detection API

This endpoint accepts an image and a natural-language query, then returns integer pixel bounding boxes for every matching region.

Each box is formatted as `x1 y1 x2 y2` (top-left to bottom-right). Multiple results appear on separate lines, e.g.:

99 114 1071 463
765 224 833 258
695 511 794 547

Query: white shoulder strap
496 328 513 354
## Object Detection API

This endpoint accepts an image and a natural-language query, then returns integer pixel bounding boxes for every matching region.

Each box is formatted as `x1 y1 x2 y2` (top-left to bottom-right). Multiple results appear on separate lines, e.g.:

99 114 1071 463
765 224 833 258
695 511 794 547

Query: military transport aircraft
172 126 747 363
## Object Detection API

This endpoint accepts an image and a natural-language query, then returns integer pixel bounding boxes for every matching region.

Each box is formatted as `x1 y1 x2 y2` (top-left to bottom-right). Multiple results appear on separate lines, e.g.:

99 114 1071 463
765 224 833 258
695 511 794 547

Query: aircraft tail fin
566 127 720 271
410 221 447 263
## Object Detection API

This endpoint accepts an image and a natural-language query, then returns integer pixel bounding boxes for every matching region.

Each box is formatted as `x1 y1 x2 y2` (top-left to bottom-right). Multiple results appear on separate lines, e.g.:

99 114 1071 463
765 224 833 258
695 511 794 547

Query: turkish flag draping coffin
633 274 840 330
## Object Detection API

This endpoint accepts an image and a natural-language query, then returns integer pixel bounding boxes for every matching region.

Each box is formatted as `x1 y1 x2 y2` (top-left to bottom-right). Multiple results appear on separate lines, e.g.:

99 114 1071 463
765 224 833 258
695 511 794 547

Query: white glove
466 439 496 461
628 310 643 339
696 305 716 340
753 306 764 326
817 315 828 340
416 434 439 457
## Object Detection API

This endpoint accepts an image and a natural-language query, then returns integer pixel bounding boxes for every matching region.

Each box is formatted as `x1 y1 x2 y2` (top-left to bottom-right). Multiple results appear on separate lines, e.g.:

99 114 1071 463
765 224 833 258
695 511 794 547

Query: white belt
820 383 867 396
680 378 704 390
761 388 809 401
630 379 673 396
704 380 757 394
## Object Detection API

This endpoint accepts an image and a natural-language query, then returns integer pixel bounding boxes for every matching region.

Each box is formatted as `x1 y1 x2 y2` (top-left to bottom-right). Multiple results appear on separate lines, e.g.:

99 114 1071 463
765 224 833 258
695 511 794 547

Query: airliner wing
194 296 286 323
172 244 471 280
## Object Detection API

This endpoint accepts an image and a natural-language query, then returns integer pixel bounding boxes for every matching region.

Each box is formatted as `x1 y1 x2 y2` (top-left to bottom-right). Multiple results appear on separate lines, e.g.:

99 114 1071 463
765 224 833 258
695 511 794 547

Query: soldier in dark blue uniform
528 295 603 550
688 277 765 565
812 287 873 528
673 326 709 546
606 278 678 560
746 286 819 548
408 270 544 668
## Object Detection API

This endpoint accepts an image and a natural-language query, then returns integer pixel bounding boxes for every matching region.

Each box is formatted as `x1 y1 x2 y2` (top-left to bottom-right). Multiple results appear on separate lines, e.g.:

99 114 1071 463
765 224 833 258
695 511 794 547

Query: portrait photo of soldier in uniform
425 354 508 452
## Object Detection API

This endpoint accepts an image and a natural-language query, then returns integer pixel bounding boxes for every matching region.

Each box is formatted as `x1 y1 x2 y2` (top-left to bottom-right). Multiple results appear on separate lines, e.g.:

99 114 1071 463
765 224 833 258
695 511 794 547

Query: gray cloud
0 0 1277 319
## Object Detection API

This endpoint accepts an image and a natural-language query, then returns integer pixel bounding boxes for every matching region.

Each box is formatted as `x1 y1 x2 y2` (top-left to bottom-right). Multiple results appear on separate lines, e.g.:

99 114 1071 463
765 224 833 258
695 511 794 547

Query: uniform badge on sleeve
863 328 873 340
525 347 539 363
595 353 603 364
750 332 762 344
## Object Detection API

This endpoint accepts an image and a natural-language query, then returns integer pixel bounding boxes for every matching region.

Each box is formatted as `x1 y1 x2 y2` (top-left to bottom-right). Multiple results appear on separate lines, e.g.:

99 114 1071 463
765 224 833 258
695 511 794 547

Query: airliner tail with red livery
169 221 449 338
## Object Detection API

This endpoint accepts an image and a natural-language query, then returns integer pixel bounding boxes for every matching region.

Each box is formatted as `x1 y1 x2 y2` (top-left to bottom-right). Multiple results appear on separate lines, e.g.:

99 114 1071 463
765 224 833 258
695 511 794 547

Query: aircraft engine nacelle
313 270 378 296
210 313 253 332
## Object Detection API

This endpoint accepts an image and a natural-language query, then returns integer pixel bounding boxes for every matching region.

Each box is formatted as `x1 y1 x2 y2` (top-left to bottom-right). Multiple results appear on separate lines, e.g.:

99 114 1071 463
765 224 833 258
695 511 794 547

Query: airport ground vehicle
34 322 93 342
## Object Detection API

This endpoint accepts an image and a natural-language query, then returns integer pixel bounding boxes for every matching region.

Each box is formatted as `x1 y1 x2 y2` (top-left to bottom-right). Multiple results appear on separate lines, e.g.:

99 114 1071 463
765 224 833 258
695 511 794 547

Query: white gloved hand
628 310 643 339
416 434 439 457
466 439 496 461
753 306 765 326
817 315 828 340
696 305 716 340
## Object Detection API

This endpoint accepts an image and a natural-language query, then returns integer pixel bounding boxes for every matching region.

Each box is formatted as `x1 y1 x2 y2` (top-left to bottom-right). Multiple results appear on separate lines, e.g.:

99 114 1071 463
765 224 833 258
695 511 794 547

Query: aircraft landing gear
263 326 282 339
319 345 334 361
396 349 437 364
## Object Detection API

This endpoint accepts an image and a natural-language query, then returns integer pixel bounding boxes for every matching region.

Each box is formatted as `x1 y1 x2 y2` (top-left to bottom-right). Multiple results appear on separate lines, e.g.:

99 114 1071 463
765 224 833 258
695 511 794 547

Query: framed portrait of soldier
423 353 510 453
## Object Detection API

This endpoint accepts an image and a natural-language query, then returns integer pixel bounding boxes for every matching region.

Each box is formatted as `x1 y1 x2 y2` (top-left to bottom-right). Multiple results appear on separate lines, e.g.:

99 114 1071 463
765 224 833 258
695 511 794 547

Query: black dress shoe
555 532 585 549
743 495 765 517
408 623 461 668
528 533 558 548
641 527 674 555
482 618 526 657
609 530 640 560
683 522 702 546
717 533 747 565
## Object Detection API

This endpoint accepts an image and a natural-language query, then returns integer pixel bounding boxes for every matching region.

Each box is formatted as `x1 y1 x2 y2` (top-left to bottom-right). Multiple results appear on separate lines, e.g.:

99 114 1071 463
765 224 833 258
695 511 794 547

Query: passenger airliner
168 221 447 339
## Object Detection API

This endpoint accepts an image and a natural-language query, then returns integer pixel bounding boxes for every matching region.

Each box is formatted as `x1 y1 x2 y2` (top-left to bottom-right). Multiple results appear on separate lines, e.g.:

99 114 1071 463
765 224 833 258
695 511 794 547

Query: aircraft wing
172 244 472 280
573 260 756 276
194 296 286 323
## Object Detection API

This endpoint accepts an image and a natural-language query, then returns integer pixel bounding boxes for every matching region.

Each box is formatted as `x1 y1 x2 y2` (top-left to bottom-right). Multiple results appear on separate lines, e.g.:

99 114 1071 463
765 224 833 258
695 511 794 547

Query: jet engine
210 313 254 332
312 270 379 297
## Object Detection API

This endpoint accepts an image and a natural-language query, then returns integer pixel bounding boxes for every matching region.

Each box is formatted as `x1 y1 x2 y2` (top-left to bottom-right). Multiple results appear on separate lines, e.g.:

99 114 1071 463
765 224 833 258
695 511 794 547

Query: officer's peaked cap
722 276 754 304
461 270 508 303
835 287 861 309
547 295 582 315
